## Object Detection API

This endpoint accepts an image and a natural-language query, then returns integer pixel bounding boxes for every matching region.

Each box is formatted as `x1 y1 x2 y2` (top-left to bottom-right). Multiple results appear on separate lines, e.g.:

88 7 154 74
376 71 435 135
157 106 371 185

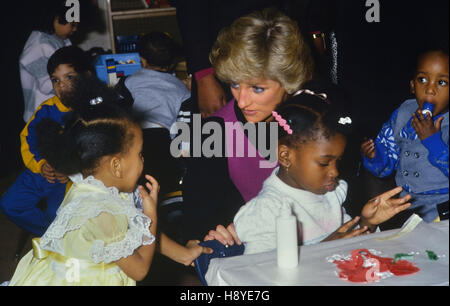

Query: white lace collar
69 173 128 199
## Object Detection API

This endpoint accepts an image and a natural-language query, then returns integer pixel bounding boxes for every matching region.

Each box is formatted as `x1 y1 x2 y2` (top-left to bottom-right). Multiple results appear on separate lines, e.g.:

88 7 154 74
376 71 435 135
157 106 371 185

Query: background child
233 91 412 254
361 48 449 223
8 84 208 286
20 0 78 123
124 31 191 196
0 46 92 237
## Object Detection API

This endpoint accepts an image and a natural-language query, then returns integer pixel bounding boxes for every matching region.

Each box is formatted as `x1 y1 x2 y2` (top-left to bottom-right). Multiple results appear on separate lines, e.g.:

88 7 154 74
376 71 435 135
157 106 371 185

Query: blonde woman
180 8 314 244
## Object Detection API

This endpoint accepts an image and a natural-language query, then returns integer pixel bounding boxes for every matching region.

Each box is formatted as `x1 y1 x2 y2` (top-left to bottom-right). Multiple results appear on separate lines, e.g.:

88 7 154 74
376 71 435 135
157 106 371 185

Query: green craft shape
426 250 438 261
393 253 414 263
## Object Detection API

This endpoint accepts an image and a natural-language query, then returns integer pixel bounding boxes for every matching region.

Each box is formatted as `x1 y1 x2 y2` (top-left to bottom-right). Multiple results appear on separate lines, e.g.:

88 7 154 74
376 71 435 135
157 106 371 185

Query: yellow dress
9 174 155 286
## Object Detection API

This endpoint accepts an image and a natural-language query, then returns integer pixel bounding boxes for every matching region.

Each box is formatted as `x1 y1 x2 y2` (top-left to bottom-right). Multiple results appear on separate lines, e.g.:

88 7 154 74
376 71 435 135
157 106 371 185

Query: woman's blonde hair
210 8 314 94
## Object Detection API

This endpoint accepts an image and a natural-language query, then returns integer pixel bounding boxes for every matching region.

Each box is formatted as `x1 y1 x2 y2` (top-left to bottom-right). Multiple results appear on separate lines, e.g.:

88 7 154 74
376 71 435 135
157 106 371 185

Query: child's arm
359 186 412 232
20 105 50 174
362 109 401 178
20 36 60 96
157 233 213 266
115 176 158 281
20 100 70 184
412 111 449 177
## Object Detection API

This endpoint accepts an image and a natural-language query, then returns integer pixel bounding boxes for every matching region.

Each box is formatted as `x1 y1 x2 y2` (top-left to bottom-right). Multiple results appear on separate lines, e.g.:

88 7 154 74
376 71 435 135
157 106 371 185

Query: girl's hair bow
89 96 103 106
272 111 293 135
338 117 352 125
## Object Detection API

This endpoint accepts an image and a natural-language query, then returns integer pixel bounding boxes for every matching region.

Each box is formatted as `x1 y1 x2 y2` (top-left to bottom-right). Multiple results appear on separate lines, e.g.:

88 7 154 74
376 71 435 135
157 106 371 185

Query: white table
205 215 449 286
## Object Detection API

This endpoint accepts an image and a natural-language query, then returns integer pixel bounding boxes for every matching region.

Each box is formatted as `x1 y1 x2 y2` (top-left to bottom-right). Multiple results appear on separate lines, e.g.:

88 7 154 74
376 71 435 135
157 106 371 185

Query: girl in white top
233 90 413 254
9 84 210 285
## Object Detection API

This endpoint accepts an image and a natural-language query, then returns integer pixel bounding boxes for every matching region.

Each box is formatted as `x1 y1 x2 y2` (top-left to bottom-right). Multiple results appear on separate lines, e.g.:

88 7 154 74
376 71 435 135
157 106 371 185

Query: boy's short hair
210 8 314 94
138 32 180 69
47 46 92 75
410 42 449 79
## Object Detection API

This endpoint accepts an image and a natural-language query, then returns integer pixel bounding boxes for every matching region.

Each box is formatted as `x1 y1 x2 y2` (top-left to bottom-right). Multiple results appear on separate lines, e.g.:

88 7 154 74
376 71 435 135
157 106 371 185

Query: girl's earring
285 165 290 173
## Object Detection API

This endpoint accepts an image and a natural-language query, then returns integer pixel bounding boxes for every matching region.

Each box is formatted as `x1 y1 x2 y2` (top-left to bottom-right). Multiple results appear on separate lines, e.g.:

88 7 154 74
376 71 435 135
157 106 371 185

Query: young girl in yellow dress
8 80 209 286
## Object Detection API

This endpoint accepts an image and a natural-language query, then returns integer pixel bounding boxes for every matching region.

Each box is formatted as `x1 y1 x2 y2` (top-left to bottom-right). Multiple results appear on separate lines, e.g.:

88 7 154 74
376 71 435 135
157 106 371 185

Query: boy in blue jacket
361 48 449 222
1 46 92 236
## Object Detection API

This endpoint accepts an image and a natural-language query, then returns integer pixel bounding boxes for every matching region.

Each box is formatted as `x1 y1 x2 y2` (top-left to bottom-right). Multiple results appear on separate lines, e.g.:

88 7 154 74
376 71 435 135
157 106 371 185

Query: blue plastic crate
95 53 142 84
116 35 140 53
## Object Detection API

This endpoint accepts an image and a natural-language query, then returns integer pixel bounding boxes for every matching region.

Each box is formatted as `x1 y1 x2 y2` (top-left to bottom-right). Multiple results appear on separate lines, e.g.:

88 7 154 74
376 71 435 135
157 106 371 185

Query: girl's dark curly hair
35 79 139 176
275 89 353 148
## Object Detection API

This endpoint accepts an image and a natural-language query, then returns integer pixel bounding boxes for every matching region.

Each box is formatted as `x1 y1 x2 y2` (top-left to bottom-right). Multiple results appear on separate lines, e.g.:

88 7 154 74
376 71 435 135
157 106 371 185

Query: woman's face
230 79 288 123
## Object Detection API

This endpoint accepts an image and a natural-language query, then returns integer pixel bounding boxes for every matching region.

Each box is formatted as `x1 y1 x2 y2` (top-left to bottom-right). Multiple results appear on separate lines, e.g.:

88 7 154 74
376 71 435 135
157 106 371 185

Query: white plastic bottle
276 202 298 269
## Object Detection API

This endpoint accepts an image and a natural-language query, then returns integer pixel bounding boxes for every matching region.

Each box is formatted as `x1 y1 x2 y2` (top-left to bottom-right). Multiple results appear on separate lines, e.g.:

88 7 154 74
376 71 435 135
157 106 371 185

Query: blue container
95 53 142 84
116 35 140 53
422 102 434 118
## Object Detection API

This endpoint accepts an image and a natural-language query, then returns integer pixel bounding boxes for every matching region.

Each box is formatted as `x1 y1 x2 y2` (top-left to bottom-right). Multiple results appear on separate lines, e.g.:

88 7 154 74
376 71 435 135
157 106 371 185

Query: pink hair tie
272 111 293 135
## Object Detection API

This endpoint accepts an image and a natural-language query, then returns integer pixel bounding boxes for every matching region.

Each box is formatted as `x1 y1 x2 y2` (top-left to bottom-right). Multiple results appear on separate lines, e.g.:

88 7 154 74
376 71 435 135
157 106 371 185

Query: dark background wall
0 2 39 177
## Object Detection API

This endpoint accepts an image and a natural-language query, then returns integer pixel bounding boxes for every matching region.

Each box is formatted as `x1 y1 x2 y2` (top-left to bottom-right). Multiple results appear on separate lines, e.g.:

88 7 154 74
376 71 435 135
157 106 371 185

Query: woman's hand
203 223 242 246
138 174 159 219
322 217 369 242
197 74 227 118
182 240 214 267
360 186 411 230
412 110 444 140
361 138 375 159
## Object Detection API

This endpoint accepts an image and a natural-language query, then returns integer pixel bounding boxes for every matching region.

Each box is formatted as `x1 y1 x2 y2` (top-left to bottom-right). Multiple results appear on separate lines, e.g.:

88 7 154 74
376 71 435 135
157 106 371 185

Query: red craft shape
333 249 420 283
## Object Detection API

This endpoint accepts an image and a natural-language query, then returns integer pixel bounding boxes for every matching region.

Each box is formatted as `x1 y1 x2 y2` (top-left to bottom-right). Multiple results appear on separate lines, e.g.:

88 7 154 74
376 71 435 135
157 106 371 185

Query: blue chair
194 240 245 286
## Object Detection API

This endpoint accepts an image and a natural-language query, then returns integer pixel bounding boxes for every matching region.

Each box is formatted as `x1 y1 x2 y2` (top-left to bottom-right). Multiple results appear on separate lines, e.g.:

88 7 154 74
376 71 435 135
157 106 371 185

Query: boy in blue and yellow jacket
0 46 92 236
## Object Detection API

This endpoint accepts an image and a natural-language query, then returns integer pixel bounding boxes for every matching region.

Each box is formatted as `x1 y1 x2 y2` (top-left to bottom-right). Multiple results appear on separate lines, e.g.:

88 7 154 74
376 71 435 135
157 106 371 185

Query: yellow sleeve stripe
20 96 71 174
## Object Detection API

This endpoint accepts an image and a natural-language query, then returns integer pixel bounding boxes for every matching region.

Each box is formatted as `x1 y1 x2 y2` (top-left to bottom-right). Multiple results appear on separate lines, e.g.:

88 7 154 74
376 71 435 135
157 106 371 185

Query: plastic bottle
276 202 298 269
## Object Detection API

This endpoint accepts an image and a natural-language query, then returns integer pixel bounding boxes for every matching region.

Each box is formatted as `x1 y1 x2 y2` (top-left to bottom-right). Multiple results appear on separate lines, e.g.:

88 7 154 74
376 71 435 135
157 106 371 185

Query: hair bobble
272 111 293 135
89 96 103 106
338 117 352 125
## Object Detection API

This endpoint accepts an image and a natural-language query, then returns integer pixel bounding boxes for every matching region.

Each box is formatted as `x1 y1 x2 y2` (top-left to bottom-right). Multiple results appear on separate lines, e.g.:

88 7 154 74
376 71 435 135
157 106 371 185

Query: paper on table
376 214 423 241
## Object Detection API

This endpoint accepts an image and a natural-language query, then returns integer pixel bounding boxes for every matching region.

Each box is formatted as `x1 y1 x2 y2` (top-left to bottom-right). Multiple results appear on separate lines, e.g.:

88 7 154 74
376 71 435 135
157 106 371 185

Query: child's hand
41 161 56 183
412 110 444 140
322 217 369 242
361 186 411 229
138 174 159 218
182 240 214 267
361 139 375 159
204 223 242 246
54 171 69 184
